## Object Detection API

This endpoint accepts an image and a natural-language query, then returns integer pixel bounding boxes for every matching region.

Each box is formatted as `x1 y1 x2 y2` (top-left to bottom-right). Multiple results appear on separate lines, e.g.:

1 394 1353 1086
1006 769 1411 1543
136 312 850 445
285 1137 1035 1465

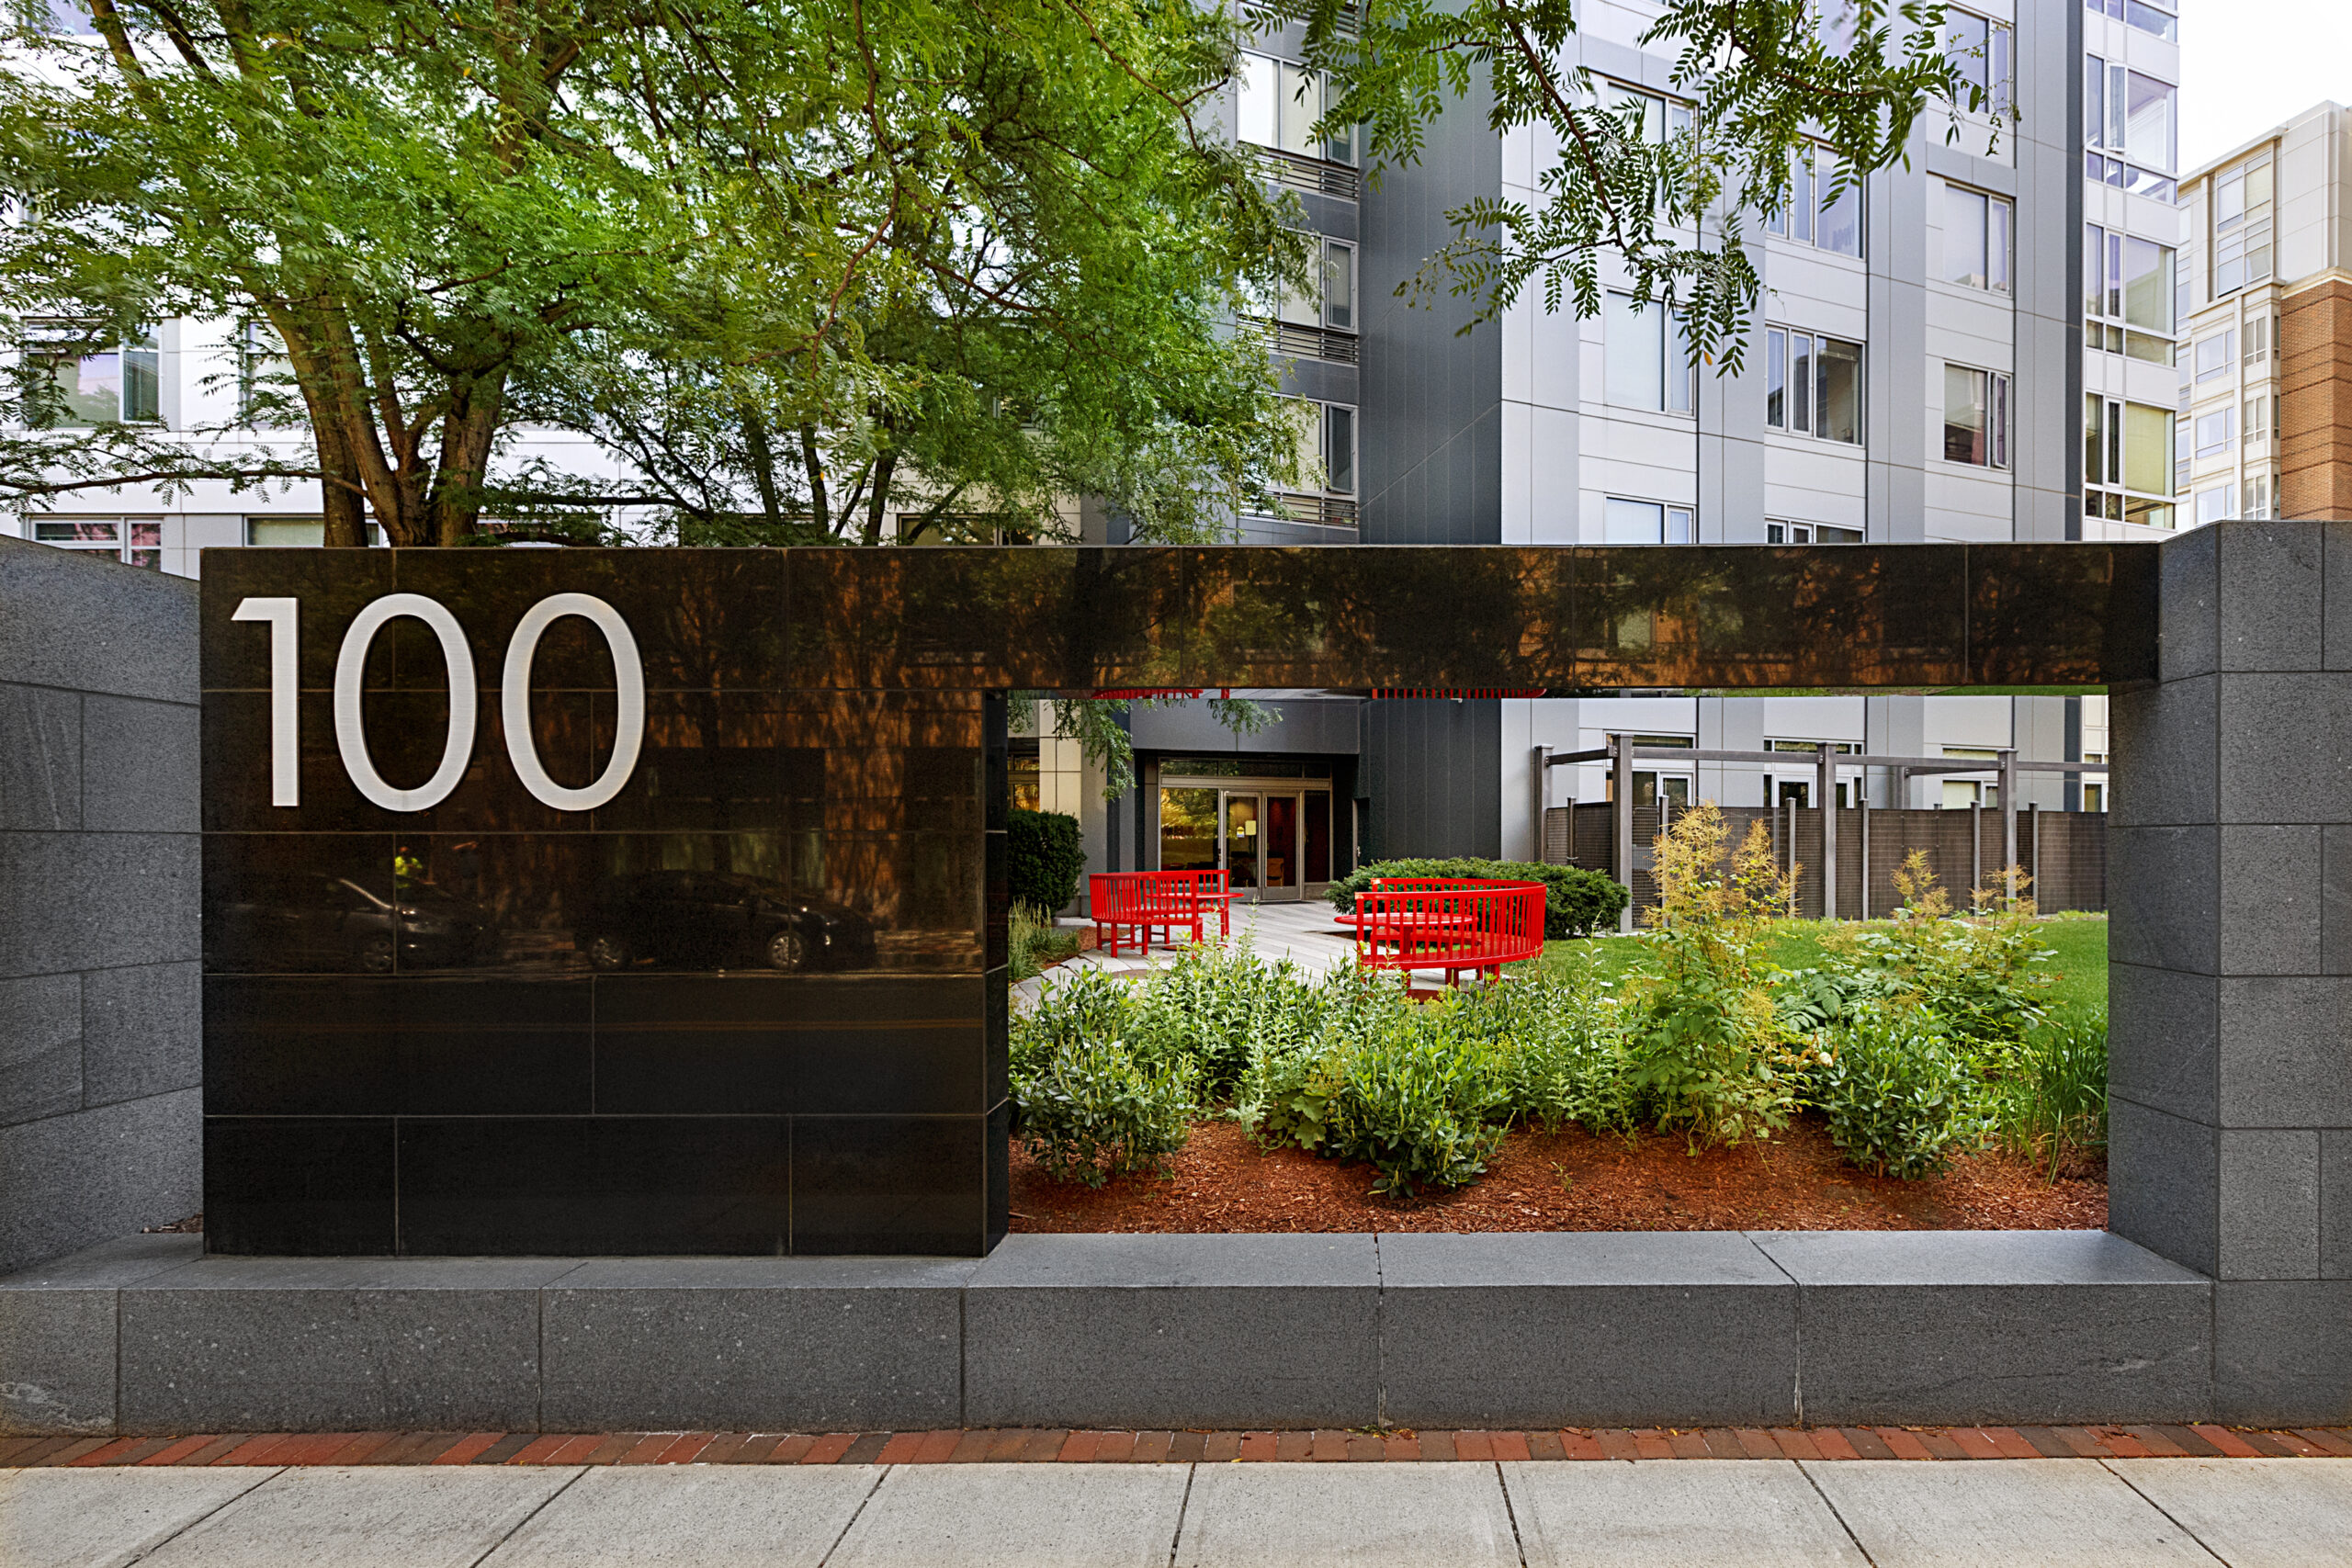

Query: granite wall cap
967 1232 1379 1290
1378 1230 1791 1288
122 1255 586 1292
0 537 198 705
0 1231 201 1291
548 1257 983 1292
1747 1229 2210 1287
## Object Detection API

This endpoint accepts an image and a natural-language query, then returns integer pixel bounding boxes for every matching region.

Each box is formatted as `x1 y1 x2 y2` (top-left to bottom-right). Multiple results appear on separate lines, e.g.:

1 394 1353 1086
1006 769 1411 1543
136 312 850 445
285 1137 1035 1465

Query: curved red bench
1088 870 1232 956
1349 877 1545 986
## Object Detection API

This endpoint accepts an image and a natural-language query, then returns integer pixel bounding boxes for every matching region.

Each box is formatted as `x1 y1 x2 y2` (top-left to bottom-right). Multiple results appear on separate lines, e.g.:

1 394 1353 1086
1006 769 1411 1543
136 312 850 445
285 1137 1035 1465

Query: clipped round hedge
1326 856 1627 939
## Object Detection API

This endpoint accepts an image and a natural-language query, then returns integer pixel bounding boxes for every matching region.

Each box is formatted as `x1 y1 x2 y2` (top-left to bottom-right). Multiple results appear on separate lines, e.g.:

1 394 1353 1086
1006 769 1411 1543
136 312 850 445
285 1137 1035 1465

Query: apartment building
2177 102 2352 525
1103 0 2157 897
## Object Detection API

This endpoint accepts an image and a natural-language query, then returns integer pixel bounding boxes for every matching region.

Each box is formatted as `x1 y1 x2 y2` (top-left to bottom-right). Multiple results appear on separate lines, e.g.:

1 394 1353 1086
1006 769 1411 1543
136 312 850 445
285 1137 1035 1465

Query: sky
2177 0 2352 171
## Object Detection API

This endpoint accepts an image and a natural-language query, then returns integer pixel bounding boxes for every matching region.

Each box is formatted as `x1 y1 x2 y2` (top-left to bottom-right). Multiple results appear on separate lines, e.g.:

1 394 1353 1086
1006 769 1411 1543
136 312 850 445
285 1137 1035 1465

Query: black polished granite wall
201 544 2154 1258
201 551 1007 1256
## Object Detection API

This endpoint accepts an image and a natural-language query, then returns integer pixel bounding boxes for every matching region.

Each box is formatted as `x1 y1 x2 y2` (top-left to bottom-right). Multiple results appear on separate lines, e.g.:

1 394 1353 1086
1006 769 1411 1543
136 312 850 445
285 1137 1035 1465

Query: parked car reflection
575 871 876 973
211 871 496 973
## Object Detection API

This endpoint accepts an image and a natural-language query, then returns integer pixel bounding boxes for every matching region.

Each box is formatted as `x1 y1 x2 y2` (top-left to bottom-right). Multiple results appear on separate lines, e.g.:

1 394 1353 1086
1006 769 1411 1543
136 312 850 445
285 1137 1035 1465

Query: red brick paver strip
1730 1429 1781 1460
1490 1432 1533 1461
33 1439 112 1467
2188 1426 2265 1459
1021 1430 1070 1462
322 1433 399 1465
1094 1432 1139 1463
2120 1427 2191 1458
1947 1428 2003 1460
1170 1432 1209 1463
468 1434 537 1466
1310 1431 1348 1462
655 1433 719 1464
800 1434 858 1464
1204 1433 1243 1462
1914 1429 1971 1460
692 1434 759 1465
2236 1430 2305 1457
612 1435 673 1465
1979 1427 2042 1460
353 1432 450 1466
1348 1433 1388 1461
99 1438 183 1467
432 1434 506 1467
64 1438 150 1467
2049 1427 2112 1458
1875 1429 1937 1461
1808 1429 1862 1461
2011 1427 2078 1459
1453 1432 1496 1461
946 1430 996 1463
839 1433 892 1465
1594 1429 1639 1461
763 1435 818 1464
2295 1429 2352 1457
1633 1430 1675 1461
505 1436 575 1466
1419 1431 1459 1461
1560 1430 1608 1461
1525 1432 1566 1461
1769 1428 1822 1461
873 1434 924 1465
1273 1432 1313 1461
2148 1426 2222 1459
1837 1428 1895 1460
2097 1429 2155 1459
220 1435 299 1466
0 1438 46 1465
8 1439 79 1467
1383 1432 1420 1461
278 1433 369 1465
1664 1430 1709 1459
1057 1432 1101 1463
1129 1432 1175 1465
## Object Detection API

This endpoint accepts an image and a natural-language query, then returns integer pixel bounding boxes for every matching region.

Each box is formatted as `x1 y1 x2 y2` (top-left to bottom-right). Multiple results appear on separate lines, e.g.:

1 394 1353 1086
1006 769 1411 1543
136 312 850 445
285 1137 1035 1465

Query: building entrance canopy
198 541 2161 1262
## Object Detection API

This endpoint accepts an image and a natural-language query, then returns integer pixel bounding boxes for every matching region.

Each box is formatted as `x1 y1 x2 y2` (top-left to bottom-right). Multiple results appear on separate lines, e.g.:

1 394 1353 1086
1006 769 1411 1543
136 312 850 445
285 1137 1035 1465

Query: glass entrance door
1261 794 1300 900
1224 795 1260 892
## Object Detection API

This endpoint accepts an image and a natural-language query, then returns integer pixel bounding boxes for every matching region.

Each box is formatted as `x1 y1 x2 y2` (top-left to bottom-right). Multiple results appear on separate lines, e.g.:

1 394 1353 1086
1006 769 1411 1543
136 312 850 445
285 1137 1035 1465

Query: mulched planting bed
1009 1115 2105 1234
9 1426 2344 1468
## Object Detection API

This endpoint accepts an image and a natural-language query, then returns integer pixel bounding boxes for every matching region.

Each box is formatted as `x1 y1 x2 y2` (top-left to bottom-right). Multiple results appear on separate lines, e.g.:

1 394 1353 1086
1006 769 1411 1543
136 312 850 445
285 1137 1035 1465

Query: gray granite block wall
2109 520 2352 1424
0 539 201 1274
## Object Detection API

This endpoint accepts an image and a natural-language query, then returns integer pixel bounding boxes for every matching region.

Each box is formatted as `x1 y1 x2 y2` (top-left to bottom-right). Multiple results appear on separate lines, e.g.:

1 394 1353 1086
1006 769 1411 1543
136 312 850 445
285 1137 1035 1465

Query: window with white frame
1764 327 1862 444
1943 7 2012 115
29 516 162 569
2193 329 2235 382
1238 53 1355 165
2212 152 2274 297
2084 394 2177 527
2083 225 2175 365
2245 392 2269 445
1600 81 1693 145
1604 291 1693 413
1766 521 1864 544
2244 472 2273 520
1264 399 1357 526
1941 365 2009 468
1603 497 1693 544
2084 57 2177 195
244 516 385 547
2089 0 2177 41
2195 485 2235 525
24 325 160 427
2245 311 2272 367
1940 183 2010 292
238 322 302 429
1764 146 1862 256
2194 406 2235 458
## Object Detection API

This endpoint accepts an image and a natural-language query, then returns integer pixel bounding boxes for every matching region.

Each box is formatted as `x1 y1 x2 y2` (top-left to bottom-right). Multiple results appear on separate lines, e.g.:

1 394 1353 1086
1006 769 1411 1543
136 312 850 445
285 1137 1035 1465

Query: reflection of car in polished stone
211 872 495 973
575 872 876 973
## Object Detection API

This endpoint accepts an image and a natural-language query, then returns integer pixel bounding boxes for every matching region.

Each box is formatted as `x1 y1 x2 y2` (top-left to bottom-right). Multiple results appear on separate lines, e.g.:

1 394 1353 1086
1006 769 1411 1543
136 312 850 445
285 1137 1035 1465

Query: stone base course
4 1229 2288 1437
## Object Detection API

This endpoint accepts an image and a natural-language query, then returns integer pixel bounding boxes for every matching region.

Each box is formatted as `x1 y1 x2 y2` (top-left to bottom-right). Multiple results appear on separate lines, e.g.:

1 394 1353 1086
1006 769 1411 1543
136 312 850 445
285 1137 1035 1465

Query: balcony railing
1254 319 1359 365
1254 147 1361 200
1272 492 1359 529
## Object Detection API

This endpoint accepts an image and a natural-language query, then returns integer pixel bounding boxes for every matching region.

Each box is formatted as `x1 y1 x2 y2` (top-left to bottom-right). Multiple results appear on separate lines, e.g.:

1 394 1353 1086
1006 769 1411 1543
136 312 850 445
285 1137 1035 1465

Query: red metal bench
1088 870 1231 956
1349 877 1545 986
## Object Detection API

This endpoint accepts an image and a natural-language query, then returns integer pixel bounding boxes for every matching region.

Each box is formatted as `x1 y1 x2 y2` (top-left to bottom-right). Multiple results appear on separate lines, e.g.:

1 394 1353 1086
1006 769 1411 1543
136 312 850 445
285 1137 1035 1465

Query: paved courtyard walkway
8 1451 2350 1565
1012 897 1362 1012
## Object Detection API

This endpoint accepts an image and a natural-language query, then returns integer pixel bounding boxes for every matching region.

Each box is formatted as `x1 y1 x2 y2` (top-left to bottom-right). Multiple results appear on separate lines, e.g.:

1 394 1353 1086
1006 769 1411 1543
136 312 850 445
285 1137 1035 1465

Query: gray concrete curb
0 1229 2238 1437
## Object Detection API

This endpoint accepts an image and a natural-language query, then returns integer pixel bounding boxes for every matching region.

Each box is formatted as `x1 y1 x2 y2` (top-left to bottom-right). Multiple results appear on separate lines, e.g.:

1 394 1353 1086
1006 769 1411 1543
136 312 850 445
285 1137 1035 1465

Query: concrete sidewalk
1012 898 1363 1013
8 1457 2350 1566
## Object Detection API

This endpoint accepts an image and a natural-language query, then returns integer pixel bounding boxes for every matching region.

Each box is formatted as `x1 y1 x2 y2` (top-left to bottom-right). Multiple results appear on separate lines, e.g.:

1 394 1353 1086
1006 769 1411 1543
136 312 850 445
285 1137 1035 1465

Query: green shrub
1010 968 1192 1186
1008 901 1080 983
1492 963 1636 1134
1325 994 1509 1196
1125 936 1320 1100
1007 808 1086 913
1326 857 1627 939
1807 1006 1982 1179
1990 1007 2108 1178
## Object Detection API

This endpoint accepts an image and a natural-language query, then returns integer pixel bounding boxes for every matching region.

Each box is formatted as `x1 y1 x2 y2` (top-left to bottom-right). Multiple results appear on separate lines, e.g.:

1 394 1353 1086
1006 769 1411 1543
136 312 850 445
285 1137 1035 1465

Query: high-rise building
2177 101 2352 525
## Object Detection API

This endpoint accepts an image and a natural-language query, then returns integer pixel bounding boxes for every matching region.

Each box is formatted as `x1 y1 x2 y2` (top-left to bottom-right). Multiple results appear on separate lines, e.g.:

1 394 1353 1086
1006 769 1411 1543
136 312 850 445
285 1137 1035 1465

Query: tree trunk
431 367 509 546
798 423 830 536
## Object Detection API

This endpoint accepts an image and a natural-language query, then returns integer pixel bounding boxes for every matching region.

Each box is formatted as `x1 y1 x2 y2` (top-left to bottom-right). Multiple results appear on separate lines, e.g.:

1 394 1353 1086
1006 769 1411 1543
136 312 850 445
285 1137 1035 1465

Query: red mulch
1008 1116 2106 1234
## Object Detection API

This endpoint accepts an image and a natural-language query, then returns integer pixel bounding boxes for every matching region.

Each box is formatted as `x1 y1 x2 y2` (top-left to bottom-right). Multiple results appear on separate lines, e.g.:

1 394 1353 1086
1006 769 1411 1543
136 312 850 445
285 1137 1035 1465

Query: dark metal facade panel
1361 698 1500 862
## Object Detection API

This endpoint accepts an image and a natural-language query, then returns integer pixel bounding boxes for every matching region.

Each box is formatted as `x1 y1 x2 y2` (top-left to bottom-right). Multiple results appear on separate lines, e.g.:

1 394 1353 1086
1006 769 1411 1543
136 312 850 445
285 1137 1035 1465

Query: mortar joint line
816 1463 893 1568
1793 1458 1878 1568
1168 1461 1197 1568
1495 1458 1531 1568
464 1464 589 1568
2098 1458 2233 1565
121 1466 283 1566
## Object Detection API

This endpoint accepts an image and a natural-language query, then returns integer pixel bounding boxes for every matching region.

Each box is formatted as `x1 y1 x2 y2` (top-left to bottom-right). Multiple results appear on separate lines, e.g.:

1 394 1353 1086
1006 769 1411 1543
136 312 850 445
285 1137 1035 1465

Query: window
246 516 383 547
2087 400 2176 527
1765 146 1862 257
2125 72 2175 172
1764 327 1862 443
1238 52 1354 164
2244 472 2273 520
2083 227 2176 364
1943 8 2013 115
1601 82 1693 145
24 326 159 427
1602 497 1694 544
1941 365 2008 468
2245 393 2269 445
2194 406 2235 458
2245 312 2272 367
2194 330 2236 382
1605 292 1693 413
1940 184 2011 292
1260 400 1357 527
29 517 162 569
1767 522 1862 543
1275 237 1355 333
239 322 300 428
2212 152 2274 297
2098 0 2178 38
2085 58 2175 189
2196 486 2235 525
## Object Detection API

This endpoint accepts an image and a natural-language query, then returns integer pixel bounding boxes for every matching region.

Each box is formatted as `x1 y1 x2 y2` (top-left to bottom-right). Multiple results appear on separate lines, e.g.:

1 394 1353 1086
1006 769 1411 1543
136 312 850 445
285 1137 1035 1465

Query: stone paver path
1012 897 1362 1012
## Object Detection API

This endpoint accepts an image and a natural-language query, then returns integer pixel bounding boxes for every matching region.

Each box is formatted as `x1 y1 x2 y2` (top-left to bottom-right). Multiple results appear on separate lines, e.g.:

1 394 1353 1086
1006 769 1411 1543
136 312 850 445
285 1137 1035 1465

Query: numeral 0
233 592 646 813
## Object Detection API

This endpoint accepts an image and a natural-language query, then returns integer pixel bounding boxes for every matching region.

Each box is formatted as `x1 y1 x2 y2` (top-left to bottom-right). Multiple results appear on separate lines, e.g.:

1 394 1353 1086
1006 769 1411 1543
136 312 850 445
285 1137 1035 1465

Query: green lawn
1532 914 2109 1015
